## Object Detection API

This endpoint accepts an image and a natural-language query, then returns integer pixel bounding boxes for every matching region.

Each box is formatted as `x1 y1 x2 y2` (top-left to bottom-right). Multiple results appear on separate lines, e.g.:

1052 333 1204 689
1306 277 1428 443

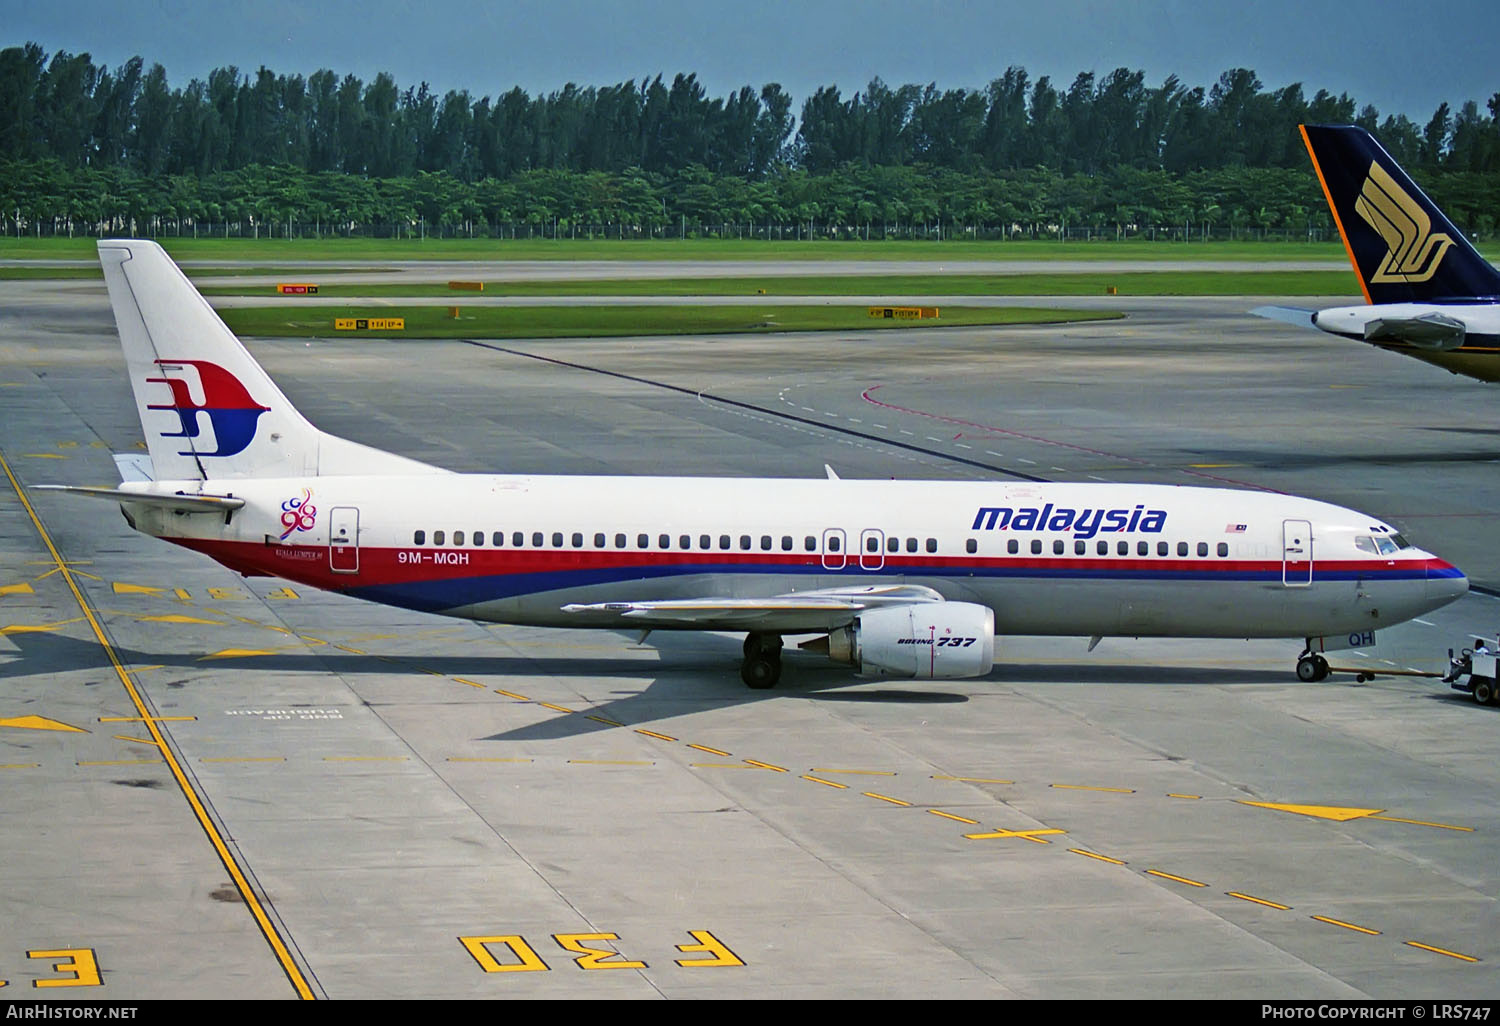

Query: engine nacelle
825 602 995 679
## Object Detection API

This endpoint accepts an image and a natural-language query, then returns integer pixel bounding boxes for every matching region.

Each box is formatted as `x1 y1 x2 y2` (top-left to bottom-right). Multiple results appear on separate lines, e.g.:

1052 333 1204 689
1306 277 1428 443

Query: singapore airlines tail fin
98 240 445 481
1301 124 1500 305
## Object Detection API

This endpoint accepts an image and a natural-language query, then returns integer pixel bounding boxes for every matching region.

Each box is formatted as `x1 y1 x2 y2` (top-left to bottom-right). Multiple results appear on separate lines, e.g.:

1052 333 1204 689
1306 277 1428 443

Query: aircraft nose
1425 557 1469 606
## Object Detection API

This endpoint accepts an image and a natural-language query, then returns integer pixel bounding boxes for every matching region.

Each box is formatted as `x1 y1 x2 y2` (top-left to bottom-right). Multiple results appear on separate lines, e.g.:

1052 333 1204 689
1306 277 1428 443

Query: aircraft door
330 506 360 574
821 528 847 570
859 528 886 571
1282 519 1312 587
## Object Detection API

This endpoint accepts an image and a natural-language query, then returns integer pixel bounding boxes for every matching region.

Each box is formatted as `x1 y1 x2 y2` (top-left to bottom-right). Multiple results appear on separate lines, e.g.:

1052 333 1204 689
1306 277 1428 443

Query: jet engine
818 602 995 679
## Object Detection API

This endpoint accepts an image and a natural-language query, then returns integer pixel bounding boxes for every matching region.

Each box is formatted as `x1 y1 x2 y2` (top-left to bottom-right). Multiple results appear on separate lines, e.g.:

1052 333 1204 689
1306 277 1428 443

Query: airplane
34 240 1468 688
1253 123 1500 382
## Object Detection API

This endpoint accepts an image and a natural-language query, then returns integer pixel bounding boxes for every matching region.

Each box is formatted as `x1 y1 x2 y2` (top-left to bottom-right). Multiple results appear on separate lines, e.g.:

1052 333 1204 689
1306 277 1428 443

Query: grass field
196 269 1360 298
217 304 1122 340
0 235 1363 263
0 265 392 280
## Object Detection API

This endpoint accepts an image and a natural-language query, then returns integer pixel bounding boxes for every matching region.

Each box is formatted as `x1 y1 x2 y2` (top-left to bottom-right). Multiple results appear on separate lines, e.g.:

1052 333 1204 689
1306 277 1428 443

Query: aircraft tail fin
1300 124 1500 305
98 240 445 481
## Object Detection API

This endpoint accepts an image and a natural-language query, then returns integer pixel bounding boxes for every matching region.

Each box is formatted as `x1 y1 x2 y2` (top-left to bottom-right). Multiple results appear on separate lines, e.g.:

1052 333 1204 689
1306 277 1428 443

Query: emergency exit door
329 506 360 574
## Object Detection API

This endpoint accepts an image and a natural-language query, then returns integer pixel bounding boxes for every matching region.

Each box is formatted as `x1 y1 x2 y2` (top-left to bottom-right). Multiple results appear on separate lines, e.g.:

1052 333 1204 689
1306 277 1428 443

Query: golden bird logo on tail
1355 160 1453 283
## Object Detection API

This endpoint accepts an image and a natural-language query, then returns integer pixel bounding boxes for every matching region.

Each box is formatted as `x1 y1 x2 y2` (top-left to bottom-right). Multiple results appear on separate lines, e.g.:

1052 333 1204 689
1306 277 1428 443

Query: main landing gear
742 632 783 689
1296 650 1330 682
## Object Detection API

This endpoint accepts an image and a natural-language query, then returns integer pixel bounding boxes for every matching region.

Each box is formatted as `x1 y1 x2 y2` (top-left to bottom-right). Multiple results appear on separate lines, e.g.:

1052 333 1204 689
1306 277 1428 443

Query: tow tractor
1442 637 1500 705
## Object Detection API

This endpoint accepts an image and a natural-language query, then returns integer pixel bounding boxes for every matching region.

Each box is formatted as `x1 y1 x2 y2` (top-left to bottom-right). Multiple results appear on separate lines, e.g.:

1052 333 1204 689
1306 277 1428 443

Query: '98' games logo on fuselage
972 503 1167 539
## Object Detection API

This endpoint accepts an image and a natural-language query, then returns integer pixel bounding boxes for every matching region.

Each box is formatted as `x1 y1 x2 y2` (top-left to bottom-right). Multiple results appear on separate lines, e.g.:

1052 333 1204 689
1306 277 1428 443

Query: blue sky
8 0 1498 123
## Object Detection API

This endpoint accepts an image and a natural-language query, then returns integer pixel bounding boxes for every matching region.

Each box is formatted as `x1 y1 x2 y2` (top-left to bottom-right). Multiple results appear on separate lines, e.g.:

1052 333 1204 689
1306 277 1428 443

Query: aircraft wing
561 583 946 632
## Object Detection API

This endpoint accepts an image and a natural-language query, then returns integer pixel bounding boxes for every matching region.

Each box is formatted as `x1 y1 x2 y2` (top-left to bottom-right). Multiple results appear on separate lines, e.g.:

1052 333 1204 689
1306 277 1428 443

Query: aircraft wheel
1296 655 1329 682
1474 678 1494 705
741 653 781 690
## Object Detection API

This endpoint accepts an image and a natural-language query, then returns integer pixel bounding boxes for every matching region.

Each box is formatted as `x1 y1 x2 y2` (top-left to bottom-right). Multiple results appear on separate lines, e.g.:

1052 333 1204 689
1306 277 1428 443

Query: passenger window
720 535 731 550
531 532 543 547
413 530 425 545
966 538 977 554
1030 540 1042 555
1137 541 1148 556
1217 542 1229 557
804 536 817 551
906 537 918 553
1117 541 1128 556
513 531 524 547
474 531 483 547
1074 540 1086 555
760 535 772 551
700 534 711 549
615 533 627 548
1008 539 1019 555
434 530 446 545
1197 542 1209 557
828 536 841 552
594 533 606 548
1053 539 1065 555
493 532 504 547
659 534 670 549
637 533 650 549
1177 541 1188 557
453 531 464 546
552 532 564 548
867 536 880 553
1157 541 1168 556
739 535 752 550
781 536 793 551
572 532 584 548
926 538 937 553
1097 540 1108 555
680 535 691 550
887 536 900 552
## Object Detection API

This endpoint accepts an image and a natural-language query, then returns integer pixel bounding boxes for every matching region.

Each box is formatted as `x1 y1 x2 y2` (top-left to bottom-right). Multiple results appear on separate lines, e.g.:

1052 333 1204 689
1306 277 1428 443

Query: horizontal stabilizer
31 485 245 513
1362 312 1466 351
1249 305 1316 328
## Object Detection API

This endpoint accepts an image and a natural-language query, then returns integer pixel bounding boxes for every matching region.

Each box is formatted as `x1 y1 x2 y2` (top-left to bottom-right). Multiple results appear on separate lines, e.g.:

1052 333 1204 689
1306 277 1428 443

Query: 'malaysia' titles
972 504 1167 540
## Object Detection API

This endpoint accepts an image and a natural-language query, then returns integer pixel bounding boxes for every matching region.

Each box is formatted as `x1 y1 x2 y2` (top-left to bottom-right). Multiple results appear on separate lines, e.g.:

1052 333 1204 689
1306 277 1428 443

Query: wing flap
561 584 946 632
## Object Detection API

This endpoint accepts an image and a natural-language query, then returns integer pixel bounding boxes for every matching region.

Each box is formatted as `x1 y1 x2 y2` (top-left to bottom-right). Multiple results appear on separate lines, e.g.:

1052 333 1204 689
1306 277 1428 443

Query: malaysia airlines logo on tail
146 359 270 457
1355 160 1454 284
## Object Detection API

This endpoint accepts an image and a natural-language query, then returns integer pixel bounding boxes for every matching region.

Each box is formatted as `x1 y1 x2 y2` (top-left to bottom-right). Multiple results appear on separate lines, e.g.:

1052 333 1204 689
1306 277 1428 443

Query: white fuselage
123 475 1467 642
1313 302 1500 339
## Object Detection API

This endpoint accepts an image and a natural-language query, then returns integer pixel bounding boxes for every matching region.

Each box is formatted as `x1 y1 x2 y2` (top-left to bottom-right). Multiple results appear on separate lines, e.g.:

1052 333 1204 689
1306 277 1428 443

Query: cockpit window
1359 534 1405 555
1355 536 1378 554
1390 533 1410 549
1375 536 1400 555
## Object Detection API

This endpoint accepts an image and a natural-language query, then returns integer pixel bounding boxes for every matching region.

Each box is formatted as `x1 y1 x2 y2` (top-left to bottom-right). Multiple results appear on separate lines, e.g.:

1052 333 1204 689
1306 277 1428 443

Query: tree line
3 41 1500 240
